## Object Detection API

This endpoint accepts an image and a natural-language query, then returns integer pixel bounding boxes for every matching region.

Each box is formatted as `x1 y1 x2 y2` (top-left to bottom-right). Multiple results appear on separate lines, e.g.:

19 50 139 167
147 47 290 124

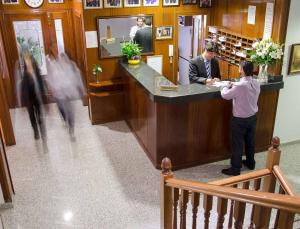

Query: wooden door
2 10 75 106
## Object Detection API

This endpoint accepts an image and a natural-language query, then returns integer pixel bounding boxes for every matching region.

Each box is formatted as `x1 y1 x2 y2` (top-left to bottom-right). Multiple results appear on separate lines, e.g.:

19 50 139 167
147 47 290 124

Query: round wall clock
24 0 44 8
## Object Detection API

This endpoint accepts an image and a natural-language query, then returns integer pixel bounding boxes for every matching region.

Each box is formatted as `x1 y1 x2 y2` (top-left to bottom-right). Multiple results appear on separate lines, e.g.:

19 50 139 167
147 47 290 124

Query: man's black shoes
221 168 240 176
242 160 255 170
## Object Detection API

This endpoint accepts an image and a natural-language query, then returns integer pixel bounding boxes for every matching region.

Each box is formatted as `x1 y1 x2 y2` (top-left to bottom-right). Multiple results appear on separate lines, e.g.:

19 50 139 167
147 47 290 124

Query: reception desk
120 61 284 170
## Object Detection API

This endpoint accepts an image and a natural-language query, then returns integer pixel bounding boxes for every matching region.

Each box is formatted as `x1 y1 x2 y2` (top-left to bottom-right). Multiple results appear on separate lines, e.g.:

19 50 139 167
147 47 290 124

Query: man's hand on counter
206 78 220 85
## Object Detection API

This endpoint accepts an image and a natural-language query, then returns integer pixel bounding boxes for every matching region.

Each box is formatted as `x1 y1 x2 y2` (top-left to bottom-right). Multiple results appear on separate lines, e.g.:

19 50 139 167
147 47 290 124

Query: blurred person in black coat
19 49 47 140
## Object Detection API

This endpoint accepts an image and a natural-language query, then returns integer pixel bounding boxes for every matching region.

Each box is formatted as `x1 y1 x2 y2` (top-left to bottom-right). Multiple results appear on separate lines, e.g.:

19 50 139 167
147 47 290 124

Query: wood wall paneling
0 26 15 145
213 0 291 76
83 6 212 83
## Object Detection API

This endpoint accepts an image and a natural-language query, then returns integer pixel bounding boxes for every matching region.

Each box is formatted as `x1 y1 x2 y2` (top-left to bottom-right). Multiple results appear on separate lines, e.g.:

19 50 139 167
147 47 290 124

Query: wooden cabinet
88 78 125 124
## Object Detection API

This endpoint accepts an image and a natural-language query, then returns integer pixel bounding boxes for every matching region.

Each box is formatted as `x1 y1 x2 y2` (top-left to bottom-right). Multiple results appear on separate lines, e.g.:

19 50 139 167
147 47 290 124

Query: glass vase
96 72 100 84
258 65 268 83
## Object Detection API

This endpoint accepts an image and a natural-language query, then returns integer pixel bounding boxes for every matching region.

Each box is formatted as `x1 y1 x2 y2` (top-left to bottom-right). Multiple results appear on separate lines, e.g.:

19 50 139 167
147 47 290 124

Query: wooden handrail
273 165 297 197
209 168 271 186
165 178 300 213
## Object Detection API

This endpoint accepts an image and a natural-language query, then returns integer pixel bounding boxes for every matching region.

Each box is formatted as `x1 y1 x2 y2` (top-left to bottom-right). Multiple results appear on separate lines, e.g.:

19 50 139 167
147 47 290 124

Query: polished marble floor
1 101 299 228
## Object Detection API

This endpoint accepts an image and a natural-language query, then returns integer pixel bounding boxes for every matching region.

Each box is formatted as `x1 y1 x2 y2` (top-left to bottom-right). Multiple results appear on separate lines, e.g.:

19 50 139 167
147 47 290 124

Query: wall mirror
97 15 154 58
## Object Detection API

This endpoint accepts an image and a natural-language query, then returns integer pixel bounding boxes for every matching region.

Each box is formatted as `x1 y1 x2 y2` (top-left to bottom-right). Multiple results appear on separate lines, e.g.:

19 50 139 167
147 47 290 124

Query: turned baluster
203 195 212 229
228 184 237 229
234 181 250 229
191 192 200 229
217 197 228 229
274 186 294 229
249 178 262 229
179 189 189 229
172 187 179 229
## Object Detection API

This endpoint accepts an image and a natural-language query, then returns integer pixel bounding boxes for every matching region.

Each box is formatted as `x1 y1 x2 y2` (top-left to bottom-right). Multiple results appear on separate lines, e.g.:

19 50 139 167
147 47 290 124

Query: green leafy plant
121 41 142 60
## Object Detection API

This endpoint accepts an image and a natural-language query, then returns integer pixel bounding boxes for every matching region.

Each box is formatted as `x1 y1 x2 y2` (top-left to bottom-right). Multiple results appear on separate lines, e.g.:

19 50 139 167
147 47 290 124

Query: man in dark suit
134 18 153 53
189 41 221 84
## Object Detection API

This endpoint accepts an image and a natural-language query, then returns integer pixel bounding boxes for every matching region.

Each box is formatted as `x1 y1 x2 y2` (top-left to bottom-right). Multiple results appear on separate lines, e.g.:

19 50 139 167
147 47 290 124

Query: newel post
160 157 173 229
265 136 281 170
253 137 282 228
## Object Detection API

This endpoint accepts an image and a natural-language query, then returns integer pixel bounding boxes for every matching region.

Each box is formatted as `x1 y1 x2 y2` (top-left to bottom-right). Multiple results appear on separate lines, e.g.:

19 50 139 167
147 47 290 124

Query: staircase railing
160 137 300 229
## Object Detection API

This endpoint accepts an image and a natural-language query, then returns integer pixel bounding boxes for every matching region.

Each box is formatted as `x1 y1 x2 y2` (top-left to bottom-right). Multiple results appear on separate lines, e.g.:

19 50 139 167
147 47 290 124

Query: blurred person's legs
65 100 75 138
27 104 39 139
56 99 67 122
35 101 46 140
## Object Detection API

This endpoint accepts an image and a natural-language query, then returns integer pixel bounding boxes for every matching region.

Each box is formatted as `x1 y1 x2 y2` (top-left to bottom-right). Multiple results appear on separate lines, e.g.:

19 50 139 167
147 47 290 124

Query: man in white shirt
130 17 145 40
220 61 261 176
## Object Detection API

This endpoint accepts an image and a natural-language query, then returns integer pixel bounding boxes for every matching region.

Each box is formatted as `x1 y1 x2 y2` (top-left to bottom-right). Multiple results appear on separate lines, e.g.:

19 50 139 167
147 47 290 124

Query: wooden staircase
160 137 300 229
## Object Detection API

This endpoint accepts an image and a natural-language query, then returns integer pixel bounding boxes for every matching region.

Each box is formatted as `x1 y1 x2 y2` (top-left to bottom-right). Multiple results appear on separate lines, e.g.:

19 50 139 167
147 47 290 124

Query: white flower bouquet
248 38 284 65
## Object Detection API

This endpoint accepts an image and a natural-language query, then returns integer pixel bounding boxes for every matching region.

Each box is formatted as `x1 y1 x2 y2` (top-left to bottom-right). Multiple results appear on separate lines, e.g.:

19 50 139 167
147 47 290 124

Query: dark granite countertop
120 61 284 104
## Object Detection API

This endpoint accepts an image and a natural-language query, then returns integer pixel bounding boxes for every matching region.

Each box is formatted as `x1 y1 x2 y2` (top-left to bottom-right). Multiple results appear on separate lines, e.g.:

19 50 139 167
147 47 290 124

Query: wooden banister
165 178 300 213
273 165 297 196
160 137 299 229
209 168 271 186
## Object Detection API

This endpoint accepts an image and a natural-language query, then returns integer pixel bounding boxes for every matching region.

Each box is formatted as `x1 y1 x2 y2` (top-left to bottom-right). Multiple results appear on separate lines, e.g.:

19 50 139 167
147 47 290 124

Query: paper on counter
212 81 230 88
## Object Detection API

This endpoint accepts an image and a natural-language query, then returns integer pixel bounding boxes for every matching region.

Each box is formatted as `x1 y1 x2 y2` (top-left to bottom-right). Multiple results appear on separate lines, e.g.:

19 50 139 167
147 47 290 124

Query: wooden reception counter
120 61 284 170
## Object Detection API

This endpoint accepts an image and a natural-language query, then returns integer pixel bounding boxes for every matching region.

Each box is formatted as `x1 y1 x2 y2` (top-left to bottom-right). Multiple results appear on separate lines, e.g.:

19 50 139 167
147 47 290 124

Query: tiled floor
0 101 299 228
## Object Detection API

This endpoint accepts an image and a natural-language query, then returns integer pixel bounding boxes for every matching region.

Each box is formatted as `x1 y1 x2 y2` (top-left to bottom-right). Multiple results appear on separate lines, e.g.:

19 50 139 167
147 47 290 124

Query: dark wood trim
0 129 14 202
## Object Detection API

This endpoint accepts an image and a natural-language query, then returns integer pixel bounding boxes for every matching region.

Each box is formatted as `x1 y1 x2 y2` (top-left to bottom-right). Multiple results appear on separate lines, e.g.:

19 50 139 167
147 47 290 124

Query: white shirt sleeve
130 26 137 40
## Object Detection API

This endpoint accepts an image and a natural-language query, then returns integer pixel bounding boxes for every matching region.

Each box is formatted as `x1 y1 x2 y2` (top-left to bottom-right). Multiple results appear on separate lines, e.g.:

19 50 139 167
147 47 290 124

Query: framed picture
84 0 102 8
143 0 159 6
163 0 179 6
49 0 64 3
182 0 196 5
124 0 140 7
288 44 300 75
156 26 172 40
104 0 122 7
199 0 210 7
1 0 19 4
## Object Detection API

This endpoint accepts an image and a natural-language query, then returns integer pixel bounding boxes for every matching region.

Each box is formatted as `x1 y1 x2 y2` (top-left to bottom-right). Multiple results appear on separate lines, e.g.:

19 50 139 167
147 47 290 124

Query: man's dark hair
205 41 218 53
137 16 145 22
145 17 152 26
240 61 254 76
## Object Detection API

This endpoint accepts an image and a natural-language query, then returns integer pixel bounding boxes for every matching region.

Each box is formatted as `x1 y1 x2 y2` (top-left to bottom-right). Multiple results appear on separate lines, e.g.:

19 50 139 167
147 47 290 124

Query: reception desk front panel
120 61 283 170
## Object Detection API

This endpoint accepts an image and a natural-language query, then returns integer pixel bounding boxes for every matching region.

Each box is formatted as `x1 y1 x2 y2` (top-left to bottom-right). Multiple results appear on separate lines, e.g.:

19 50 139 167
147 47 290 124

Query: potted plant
121 41 142 65
92 64 102 83
248 38 283 83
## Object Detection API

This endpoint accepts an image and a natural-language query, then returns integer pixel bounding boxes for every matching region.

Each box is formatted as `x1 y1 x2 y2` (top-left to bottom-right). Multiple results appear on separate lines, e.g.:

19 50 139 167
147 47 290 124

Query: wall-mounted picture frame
288 44 300 75
162 0 179 6
124 0 140 7
1 0 19 4
156 26 172 40
199 0 210 7
49 0 64 3
182 0 196 5
143 0 159 6
103 0 122 8
84 0 102 8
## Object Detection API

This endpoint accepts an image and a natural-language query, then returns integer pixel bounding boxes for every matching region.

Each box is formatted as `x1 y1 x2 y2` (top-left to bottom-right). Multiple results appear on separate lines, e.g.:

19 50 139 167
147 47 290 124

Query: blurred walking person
17 48 47 140
47 53 85 140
